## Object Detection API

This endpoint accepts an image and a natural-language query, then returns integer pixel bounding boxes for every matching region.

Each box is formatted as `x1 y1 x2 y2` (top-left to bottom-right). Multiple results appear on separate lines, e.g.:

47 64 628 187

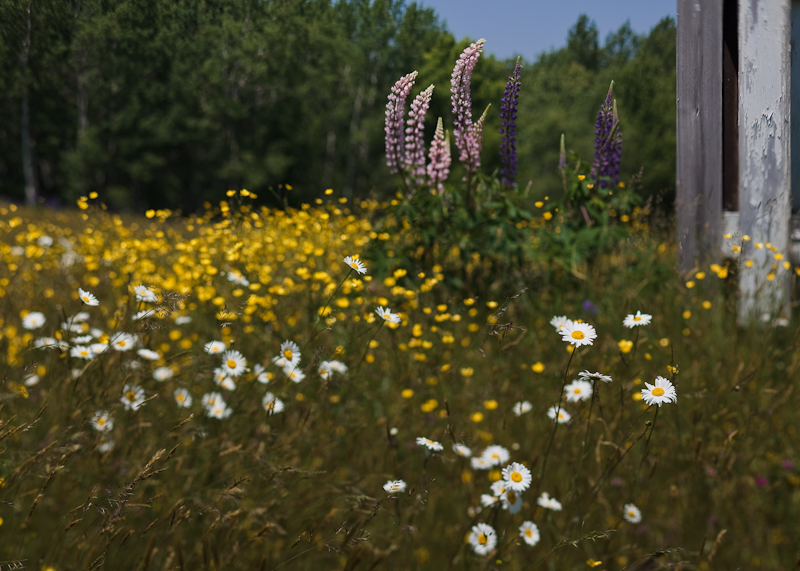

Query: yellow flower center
265 401 274 410
177 395 184 402
478 533 487 545
511 472 522 483
126 391 136 401
652 387 665 397
507 491 517 503
284 349 293 359
81 296 89 302
117 341 126 347
349 262 359 269
573 389 581 393
227 359 236 369
628 510 636 517
97 418 105 425
634 315 642 321
525 529 532 537
571 330 585 340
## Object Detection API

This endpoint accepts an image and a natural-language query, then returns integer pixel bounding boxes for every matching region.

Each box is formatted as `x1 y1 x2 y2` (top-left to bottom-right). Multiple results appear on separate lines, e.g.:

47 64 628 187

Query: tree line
0 0 675 211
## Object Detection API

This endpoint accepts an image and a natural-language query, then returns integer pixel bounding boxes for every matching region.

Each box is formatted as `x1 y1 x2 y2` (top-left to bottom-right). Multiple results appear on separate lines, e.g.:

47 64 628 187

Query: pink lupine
404 84 435 185
450 39 485 172
385 71 418 174
427 117 451 194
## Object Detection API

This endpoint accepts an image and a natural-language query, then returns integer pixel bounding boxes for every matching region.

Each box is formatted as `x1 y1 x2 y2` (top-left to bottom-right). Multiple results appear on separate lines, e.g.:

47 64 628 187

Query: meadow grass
0 194 799 570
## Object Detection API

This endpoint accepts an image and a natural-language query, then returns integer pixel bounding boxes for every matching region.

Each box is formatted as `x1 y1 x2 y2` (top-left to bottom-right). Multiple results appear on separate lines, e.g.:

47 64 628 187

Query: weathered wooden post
677 0 793 324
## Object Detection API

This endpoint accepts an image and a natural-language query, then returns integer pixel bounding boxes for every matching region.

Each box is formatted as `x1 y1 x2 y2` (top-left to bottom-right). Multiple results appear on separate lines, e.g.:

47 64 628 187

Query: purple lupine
499 58 522 186
558 133 567 170
590 81 622 188
404 84 435 186
450 39 485 172
385 71 418 174
427 117 451 194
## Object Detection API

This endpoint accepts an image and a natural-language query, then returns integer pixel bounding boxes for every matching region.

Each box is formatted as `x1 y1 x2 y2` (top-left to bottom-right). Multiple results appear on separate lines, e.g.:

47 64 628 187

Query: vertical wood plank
738 0 792 323
677 0 724 272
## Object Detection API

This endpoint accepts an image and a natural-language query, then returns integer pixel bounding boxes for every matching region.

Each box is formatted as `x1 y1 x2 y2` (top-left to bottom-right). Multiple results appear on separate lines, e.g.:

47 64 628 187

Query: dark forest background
0 0 676 212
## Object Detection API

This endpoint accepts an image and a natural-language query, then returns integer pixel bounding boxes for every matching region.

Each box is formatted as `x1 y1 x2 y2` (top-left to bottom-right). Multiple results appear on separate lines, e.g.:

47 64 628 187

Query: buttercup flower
22 311 46 330
383 479 407 493
416 437 443 451
623 503 642 523
623 311 652 328
560 321 597 347
502 462 532 492
564 379 593 402
519 521 540 546
376 306 401 324
547 406 571 423
343 256 367 274
641 376 677 407
468 522 497 555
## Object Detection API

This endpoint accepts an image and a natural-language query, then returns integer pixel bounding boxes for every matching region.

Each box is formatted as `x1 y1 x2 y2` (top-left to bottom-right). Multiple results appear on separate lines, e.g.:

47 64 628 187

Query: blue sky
416 0 677 61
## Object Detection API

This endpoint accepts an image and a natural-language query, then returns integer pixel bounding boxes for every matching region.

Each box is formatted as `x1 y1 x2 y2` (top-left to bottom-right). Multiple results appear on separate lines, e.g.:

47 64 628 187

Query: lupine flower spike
427 118 451 194
590 81 622 188
385 71 419 175
499 57 522 186
404 85 435 187
451 39 486 173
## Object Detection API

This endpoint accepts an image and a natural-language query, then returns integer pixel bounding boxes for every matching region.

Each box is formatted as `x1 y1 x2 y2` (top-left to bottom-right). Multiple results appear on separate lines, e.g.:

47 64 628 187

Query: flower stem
317 268 352 325
537 347 575 486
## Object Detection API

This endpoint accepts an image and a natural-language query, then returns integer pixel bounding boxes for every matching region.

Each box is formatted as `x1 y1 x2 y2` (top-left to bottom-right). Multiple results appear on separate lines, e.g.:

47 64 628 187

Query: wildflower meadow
2 36 800 571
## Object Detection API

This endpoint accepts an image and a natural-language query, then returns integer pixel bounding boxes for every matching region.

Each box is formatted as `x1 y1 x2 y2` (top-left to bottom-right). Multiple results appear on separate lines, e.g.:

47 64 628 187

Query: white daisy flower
120 384 146 411
519 521 540 546
133 285 158 303
564 379 593 402
512 401 532 416
283 365 305 383
203 340 226 354
383 479 406 493
207 402 232 419
502 462 532 492
202 391 224 409
262 392 285 414
560 321 597 347
110 332 138 351
212 367 230 385
174 388 192 408
174 315 192 325
90 328 104 338
468 523 497 555
255 368 271 385
227 270 250 286
133 310 155 321
22 312 46 330
641 376 677 407
34 337 61 350
71 368 82 379
623 503 642 523
328 360 348 373
549 315 572 332
124 359 141 370
375 306 401 324
220 377 237 391
490 480 508 497
481 445 510 466
537 492 562 511
623 311 652 328
470 456 492 470
37 235 53 247
153 366 174 382
72 335 94 344
452 443 472 457
90 343 109 355
91 411 114 432
547 406 571 423
61 321 84 333
500 489 523 513
97 438 115 453
416 437 443 452
481 493 500 507
70 345 95 359
578 370 613 383
221 350 247 377
78 288 99 306
70 311 90 323
279 340 300 363
23 374 40 387
137 348 160 361
343 255 367 274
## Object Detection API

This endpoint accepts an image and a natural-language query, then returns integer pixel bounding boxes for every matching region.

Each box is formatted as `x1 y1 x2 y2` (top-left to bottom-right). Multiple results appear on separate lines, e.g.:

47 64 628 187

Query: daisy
519 521 540 546
468 523 497 555
227 270 250 287
512 401 532 416
203 340 226 354
500 489 523 514
133 285 158 303
560 321 597 347
452 443 472 457
383 479 407 493
70 345 95 360
72 335 94 344
174 315 192 325
623 503 642 523
255 367 271 385
502 462 532 492
262 392 285 414
110 333 138 351
22 312 46 330
97 438 115 453
279 340 300 363
34 337 60 349
343 255 367 274
329 360 348 373
481 494 500 507
174 388 192 408
207 402 232 419
549 315 572 332
220 350 247 377
375 306 401 324
90 328 104 338
283 365 306 383
61 322 84 333
416 437 443 452
137 348 160 361
578 370 613 383
90 411 114 432
547 406 571 424
641 376 677 407
220 377 236 391
78 288 99 306
90 343 109 355
564 379 593 402
133 310 155 321
537 492 562 511
481 445 510 466
470 456 491 470
70 311 90 323
203 392 224 409
153 366 174 382
37 235 53 247
120 384 146 411
623 311 652 328
23 374 40 387
213 368 230 385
